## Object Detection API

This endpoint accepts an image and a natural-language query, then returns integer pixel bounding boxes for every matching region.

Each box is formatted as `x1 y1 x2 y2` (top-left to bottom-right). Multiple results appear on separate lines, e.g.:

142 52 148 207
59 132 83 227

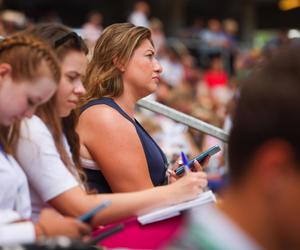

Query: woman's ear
0 63 12 80
113 58 125 72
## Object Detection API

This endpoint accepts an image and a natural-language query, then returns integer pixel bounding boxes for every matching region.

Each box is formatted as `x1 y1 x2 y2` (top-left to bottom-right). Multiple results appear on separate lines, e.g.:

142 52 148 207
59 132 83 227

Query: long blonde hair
82 23 153 103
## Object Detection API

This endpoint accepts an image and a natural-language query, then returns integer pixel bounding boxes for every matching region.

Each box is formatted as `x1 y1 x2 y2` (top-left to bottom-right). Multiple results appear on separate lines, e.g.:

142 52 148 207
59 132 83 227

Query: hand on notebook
166 170 208 204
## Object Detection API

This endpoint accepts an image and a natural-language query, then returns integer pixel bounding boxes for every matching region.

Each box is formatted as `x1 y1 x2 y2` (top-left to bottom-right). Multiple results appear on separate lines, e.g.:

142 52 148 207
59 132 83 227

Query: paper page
138 190 216 225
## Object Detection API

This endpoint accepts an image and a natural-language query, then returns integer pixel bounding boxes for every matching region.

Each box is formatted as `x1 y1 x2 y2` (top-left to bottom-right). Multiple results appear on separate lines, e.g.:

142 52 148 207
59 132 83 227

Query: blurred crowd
0 1 297 186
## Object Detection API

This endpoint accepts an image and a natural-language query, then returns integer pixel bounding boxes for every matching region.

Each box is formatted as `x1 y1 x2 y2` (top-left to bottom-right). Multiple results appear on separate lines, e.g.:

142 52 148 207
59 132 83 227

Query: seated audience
0 35 90 245
14 23 207 226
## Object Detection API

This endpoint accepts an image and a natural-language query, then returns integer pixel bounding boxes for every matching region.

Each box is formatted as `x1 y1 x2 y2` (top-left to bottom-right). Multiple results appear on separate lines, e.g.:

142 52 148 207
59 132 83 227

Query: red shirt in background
204 70 228 89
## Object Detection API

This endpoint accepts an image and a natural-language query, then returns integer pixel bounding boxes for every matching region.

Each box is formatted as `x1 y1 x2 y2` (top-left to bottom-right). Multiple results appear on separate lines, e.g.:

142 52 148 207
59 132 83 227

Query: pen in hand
167 152 192 182
181 151 209 191
181 151 190 174
77 200 111 223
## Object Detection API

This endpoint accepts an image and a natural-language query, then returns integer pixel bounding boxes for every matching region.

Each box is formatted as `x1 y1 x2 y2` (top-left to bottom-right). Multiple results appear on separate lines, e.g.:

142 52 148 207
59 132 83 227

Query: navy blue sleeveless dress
80 97 168 193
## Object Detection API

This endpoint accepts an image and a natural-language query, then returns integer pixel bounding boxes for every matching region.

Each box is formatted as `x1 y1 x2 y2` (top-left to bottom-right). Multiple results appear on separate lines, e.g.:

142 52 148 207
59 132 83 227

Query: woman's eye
67 75 76 82
66 75 78 84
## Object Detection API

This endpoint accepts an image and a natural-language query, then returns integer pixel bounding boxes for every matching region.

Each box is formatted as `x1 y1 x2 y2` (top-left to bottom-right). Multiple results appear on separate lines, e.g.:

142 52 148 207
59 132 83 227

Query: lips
152 76 160 82
68 99 78 105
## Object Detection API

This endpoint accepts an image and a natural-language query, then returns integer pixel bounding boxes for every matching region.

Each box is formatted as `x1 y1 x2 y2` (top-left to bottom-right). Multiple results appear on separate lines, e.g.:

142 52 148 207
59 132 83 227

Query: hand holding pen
182 151 209 191
175 146 220 176
167 151 210 184
167 151 208 199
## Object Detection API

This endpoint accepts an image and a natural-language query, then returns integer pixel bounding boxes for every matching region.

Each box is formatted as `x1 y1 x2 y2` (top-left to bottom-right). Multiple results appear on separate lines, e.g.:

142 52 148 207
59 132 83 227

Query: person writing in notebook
78 23 206 193
167 45 300 250
14 23 207 226
0 35 90 245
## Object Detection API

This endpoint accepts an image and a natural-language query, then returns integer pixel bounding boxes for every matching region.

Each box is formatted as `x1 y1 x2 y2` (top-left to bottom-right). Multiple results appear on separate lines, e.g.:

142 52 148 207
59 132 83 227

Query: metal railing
137 98 229 143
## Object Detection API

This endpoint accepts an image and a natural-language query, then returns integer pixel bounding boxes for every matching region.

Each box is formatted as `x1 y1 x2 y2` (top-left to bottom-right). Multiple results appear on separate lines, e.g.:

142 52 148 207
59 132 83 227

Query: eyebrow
65 71 85 80
145 49 155 54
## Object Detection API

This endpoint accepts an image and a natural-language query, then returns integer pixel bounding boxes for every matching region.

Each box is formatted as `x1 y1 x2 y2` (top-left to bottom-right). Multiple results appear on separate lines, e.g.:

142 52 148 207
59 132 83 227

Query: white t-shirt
128 11 149 28
16 115 79 221
0 210 35 245
0 149 31 218
159 58 184 87
81 23 102 43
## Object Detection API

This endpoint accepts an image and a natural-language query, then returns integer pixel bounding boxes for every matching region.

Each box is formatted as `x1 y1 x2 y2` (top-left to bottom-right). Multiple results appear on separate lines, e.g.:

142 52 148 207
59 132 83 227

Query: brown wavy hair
22 23 89 185
82 22 152 103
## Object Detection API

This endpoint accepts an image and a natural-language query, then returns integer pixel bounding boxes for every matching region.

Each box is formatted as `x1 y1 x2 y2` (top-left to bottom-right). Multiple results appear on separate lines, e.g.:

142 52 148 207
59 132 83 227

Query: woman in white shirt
0 35 90 245
15 23 207 226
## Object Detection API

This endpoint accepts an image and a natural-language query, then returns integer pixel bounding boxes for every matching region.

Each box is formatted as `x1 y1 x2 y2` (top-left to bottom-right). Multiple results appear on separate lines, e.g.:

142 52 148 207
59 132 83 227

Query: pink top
93 214 184 249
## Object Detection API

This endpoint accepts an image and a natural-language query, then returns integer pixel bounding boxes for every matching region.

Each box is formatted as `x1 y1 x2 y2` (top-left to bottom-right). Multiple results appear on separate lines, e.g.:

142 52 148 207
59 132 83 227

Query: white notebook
138 190 216 225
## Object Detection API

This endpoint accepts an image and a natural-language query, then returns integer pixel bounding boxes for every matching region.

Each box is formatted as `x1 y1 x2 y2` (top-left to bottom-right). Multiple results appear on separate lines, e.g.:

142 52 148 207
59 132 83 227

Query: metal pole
137 98 229 142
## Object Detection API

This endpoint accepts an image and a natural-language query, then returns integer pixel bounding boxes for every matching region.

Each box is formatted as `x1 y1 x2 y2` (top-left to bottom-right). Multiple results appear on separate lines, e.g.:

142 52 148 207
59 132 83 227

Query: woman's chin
59 109 72 118
150 82 159 92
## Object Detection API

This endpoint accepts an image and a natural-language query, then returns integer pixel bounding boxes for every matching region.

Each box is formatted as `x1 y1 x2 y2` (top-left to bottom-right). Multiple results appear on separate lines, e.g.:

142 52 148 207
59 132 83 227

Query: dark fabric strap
81 97 134 124
80 97 168 193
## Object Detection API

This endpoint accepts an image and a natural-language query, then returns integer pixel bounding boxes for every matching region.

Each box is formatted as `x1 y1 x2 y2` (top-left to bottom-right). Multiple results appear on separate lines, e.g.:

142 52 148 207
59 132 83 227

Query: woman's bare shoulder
78 104 132 132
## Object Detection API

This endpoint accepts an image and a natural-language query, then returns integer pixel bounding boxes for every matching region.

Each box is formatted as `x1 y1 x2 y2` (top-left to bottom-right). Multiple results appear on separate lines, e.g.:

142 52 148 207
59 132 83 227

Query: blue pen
176 145 221 176
78 200 111 222
180 151 190 173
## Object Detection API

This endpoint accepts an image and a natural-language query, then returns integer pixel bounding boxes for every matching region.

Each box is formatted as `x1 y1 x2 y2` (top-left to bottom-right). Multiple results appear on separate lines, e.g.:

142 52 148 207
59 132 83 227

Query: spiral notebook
138 190 216 225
